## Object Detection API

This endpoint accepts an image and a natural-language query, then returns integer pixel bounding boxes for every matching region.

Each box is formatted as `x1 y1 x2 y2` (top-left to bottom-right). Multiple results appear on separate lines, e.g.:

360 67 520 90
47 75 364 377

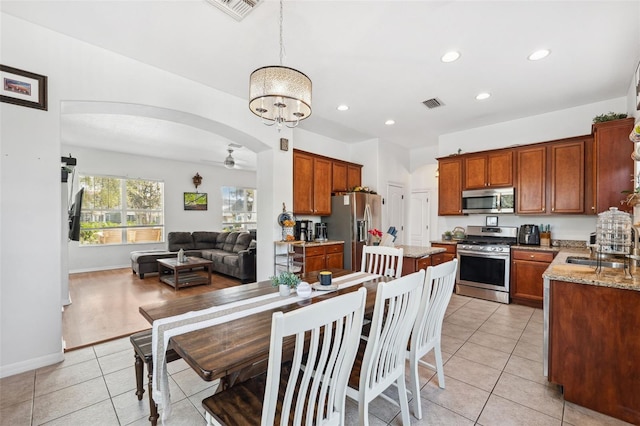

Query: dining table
139 268 391 390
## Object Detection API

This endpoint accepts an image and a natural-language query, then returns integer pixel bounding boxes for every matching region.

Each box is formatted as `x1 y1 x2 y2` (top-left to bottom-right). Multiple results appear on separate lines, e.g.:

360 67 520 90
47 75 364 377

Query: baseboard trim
0 350 65 379
69 264 129 274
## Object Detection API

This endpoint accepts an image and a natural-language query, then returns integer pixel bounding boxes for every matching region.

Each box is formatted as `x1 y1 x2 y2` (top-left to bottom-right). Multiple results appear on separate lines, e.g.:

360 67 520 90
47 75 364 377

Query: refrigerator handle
364 204 372 242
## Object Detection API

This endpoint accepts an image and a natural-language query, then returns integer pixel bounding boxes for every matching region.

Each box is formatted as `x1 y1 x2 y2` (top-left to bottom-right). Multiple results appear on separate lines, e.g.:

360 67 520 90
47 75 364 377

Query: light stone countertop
543 249 640 292
395 245 446 258
280 240 345 247
430 240 459 246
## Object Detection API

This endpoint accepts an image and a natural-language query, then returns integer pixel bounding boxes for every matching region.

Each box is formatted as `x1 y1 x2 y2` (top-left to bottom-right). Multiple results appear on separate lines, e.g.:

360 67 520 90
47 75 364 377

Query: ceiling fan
202 143 243 169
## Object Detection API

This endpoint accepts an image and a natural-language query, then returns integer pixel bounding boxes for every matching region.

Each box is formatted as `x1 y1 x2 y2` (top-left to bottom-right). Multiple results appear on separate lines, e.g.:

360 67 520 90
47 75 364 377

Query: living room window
222 187 256 232
78 175 164 245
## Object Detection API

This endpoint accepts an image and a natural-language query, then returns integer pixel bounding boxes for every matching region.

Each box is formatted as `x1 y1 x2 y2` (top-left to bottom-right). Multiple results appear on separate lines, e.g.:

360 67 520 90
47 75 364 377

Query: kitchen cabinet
549 138 586 214
510 249 554 308
437 157 463 215
516 146 546 214
548 279 640 424
587 118 635 214
401 256 432 276
463 150 513 190
331 161 362 193
430 243 457 265
293 242 344 272
293 150 332 215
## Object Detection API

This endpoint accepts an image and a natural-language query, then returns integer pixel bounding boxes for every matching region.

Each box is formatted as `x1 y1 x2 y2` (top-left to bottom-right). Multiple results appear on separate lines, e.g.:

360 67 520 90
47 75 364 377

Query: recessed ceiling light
337 104 349 111
528 49 550 61
385 119 395 126
475 92 491 100
441 51 461 63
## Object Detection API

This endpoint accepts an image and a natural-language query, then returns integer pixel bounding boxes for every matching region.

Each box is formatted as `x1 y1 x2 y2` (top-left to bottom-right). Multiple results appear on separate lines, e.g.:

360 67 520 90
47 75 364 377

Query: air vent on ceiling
205 0 262 21
422 97 445 109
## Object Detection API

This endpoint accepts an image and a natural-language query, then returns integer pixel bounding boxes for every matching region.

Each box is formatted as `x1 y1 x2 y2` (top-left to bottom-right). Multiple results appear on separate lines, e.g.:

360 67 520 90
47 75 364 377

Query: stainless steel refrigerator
322 193 382 271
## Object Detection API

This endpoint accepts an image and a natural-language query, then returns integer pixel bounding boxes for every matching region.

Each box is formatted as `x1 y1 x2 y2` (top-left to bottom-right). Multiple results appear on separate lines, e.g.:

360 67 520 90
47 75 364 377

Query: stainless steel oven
455 226 518 304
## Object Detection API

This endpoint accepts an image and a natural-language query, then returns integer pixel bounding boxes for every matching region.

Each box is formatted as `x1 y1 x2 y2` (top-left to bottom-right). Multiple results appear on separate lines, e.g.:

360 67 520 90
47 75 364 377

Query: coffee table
157 257 212 290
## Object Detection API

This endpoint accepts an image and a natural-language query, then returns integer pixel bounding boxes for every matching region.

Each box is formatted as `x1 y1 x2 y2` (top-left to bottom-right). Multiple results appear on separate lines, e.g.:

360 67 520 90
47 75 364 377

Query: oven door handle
457 250 510 260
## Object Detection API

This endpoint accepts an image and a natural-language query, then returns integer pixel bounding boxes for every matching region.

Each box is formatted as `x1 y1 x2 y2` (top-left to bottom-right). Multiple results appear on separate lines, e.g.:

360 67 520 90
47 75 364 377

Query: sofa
130 231 256 283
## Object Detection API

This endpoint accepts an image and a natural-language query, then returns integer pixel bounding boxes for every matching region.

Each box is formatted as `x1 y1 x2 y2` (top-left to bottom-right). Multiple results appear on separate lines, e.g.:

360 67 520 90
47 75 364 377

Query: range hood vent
422 97 445 109
205 0 262 21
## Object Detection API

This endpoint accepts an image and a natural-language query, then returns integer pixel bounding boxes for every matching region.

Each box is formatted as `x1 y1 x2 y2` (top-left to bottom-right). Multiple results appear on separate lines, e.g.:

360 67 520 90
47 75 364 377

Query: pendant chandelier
249 0 312 129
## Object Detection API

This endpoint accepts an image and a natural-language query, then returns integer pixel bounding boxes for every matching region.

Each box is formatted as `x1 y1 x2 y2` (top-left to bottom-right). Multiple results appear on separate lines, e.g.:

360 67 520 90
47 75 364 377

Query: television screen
68 188 84 241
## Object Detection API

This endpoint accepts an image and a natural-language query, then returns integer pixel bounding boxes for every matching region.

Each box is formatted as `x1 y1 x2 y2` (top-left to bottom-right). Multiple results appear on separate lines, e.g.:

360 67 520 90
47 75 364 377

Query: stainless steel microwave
462 188 515 214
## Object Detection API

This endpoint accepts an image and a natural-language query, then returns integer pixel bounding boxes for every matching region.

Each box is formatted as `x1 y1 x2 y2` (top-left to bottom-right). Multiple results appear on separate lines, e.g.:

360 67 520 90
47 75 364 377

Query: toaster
518 224 540 245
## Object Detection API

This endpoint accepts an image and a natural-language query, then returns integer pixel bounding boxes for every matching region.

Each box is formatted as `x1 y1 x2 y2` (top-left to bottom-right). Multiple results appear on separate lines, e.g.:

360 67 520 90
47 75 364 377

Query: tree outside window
222 187 257 232
79 175 164 245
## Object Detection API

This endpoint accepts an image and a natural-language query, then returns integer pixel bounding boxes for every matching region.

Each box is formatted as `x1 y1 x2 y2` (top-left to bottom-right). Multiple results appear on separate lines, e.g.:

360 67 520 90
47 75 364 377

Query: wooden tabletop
139 269 390 382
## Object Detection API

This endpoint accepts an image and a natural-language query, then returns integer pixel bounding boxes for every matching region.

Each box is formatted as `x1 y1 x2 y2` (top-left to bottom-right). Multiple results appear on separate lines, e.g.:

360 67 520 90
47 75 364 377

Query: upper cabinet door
516 146 546 214
293 151 315 214
313 157 332 215
347 164 362 190
593 118 635 214
550 140 585 214
438 157 463 215
332 162 348 192
487 151 513 187
463 151 513 189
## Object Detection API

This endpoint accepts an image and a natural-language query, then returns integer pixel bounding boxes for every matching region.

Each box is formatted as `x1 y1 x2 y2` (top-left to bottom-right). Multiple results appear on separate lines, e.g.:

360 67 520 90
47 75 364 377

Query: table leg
174 267 179 290
207 263 212 285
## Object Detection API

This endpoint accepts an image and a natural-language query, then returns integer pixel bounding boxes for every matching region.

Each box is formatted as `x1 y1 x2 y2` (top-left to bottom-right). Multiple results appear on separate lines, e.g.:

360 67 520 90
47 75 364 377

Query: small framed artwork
635 61 640 111
0 65 48 110
486 216 498 226
280 138 289 151
184 192 208 210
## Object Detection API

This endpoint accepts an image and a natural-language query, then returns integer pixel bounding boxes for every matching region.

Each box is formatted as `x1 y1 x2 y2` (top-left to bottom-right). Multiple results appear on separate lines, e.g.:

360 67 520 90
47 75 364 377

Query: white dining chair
360 245 404 278
202 287 367 426
346 270 424 426
407 259 458 419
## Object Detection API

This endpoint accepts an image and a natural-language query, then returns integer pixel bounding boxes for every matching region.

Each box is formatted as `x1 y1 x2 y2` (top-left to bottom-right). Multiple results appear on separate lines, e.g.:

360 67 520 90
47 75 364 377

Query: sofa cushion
200 249 228 264
232 232 253 253
215 232 229 250
168 232 194 251
192 232 219 250
222 232 240 252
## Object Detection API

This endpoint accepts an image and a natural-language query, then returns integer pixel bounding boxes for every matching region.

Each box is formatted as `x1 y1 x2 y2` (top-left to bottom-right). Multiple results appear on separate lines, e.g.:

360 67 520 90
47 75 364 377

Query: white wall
62 145 256 272
0 13 286 377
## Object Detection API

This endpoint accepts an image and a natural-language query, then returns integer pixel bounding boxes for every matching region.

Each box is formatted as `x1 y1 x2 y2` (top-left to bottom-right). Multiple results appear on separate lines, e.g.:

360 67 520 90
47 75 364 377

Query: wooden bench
130 330 181 426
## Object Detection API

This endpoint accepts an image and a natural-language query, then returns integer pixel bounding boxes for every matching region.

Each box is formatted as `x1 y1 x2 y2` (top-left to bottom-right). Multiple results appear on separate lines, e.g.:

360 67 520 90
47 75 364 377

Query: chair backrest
360 270 424 395
360 245 404 278
411 259 458 356
263 287 367 426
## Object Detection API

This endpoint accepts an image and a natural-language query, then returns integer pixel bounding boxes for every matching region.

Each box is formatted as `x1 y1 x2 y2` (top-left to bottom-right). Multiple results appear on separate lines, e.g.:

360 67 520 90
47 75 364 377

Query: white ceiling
3 0 640 169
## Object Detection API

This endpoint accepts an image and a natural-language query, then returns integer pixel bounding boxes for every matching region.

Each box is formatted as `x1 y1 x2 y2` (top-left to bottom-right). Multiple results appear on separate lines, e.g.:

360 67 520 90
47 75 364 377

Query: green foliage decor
270 271 301 288
592 112 628 123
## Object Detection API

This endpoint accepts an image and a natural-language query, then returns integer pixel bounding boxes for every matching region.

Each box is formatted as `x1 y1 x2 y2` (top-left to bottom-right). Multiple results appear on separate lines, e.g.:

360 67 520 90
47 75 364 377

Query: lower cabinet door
305 255 325 273
326 252 344 269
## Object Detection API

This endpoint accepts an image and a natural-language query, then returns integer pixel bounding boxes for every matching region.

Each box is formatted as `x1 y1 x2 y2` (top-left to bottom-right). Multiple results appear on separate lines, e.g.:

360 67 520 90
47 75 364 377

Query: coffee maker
294 220 312 242
315 222 328 241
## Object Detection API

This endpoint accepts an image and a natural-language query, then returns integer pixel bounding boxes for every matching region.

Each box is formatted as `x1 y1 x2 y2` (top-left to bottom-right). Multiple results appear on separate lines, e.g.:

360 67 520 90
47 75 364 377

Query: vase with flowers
368 228 383 246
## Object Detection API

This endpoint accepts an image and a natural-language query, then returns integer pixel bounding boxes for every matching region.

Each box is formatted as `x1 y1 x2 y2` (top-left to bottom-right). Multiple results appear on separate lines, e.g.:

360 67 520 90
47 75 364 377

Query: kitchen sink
565 256 625 269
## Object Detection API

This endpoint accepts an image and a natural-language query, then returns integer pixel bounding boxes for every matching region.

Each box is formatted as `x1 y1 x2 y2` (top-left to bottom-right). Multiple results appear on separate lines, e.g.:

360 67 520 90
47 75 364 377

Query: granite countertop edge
396 245 447 258
282 240 345 247
543 249 640 292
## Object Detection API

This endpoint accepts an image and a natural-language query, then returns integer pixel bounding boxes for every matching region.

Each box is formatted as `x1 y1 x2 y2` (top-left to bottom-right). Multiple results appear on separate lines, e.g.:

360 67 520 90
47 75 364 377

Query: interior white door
387 183 405 245
409 191 430 246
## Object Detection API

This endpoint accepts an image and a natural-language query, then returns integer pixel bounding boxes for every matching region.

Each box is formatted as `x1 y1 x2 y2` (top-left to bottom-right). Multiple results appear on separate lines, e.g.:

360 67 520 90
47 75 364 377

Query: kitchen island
395 245 447 276
543 250 640 424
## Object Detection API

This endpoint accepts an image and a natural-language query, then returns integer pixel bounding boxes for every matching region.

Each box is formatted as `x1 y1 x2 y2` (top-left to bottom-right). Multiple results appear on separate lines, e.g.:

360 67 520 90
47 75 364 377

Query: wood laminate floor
63 268 242 351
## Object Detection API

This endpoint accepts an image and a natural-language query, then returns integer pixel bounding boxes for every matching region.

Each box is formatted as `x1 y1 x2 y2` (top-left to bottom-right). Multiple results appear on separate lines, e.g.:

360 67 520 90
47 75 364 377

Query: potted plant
592 112 628 123
270 271 301 296
442 231 453 241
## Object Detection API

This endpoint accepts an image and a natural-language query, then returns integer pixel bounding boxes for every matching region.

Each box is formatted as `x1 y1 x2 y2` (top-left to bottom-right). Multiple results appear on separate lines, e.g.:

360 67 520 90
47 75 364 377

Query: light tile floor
0 294 634 425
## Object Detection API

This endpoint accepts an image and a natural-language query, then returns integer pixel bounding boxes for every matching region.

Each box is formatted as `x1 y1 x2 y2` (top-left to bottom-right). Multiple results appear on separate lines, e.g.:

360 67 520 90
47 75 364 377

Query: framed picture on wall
0 65 48 110
636 61 640 111
184 192 208 210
